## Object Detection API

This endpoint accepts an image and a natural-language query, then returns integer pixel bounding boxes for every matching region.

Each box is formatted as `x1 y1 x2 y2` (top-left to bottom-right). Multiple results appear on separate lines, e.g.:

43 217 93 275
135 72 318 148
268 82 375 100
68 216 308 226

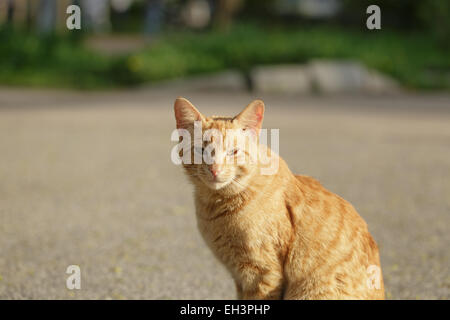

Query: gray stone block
364 69 401 93
308 60 368 93
308 59 400 94
251 65 312 94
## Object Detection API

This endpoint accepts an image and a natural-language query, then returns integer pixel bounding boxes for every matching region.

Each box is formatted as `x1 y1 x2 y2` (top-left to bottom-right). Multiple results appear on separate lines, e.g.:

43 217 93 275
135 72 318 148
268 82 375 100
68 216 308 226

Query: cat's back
283 174 385 299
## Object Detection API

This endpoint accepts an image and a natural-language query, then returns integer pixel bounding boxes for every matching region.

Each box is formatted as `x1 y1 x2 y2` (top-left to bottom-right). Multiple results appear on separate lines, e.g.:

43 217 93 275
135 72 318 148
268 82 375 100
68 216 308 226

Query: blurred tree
182 0 211 29
36 0 56 33
418 0 450 49
80 0 111 32
25 0 36 30
0 0 28 27
213 0 243 30
240 0 277 18
144 0 165 35
5 0 14 24
12 0 27 27
111 0 134 12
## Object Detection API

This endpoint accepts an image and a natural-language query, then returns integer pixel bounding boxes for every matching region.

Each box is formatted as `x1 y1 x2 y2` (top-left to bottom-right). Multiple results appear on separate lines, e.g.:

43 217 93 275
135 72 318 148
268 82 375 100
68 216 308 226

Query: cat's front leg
240 280 284 300
237 268 284 300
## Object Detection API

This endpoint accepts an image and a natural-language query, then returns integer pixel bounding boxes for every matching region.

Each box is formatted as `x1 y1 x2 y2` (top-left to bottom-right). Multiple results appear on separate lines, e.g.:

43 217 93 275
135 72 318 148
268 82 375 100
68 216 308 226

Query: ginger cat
173 97 385 300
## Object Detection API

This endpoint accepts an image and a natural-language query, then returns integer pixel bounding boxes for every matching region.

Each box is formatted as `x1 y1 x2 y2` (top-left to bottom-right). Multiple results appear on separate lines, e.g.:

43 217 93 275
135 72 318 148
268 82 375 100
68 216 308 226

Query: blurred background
0 0 449 89
0 0 449 299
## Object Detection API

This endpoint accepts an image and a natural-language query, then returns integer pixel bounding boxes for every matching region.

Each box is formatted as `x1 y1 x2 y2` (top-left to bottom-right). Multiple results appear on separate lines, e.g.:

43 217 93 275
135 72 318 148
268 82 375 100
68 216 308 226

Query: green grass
131 24 450 90
0 27 140 89
1 24 449 90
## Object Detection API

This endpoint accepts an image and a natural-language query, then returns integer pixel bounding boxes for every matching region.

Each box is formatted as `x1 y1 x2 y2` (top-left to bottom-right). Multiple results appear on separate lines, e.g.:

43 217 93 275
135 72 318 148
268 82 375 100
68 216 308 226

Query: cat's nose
209 166 220 178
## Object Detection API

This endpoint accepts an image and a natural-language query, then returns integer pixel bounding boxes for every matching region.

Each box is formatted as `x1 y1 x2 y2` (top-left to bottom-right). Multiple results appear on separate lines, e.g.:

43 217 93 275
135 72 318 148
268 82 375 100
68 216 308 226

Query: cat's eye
228 148 239 156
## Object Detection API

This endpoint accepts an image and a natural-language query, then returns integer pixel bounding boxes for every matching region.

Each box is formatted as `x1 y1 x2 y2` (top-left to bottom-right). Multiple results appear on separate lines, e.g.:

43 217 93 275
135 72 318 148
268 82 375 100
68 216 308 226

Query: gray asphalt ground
0 88 449 299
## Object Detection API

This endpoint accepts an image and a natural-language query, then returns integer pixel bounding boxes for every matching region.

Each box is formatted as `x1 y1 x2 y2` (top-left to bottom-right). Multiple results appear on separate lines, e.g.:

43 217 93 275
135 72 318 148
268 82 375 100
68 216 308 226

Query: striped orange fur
173 97 385 300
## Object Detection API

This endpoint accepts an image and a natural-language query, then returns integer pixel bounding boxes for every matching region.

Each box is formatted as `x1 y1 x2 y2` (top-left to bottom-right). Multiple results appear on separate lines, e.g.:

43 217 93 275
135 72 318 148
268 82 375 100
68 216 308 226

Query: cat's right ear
174 97 205 129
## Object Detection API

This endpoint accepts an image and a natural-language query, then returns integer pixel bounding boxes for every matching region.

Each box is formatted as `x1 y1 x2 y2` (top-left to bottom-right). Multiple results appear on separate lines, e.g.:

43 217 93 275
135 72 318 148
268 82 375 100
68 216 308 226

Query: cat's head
174 97 264 192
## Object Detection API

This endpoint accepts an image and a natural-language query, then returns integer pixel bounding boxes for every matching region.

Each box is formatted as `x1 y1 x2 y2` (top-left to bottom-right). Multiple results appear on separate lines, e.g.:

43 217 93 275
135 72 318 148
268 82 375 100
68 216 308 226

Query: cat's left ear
234 99 265 135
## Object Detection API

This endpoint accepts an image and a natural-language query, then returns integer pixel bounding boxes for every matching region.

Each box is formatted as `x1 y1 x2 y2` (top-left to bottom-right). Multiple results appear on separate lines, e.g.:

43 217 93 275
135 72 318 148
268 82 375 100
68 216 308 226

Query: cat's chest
196 205 265 265
195 199 291 278
195 198 258 242
194 195 285 251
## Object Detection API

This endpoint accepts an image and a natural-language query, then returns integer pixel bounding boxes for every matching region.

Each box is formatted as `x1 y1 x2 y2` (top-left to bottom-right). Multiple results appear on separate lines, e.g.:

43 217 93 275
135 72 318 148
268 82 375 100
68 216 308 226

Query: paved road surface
0 88 449 299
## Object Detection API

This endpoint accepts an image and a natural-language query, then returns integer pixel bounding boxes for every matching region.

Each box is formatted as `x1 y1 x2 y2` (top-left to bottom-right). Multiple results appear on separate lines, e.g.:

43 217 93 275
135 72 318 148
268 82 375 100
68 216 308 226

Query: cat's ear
174 97 205 129
234 99 265 134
